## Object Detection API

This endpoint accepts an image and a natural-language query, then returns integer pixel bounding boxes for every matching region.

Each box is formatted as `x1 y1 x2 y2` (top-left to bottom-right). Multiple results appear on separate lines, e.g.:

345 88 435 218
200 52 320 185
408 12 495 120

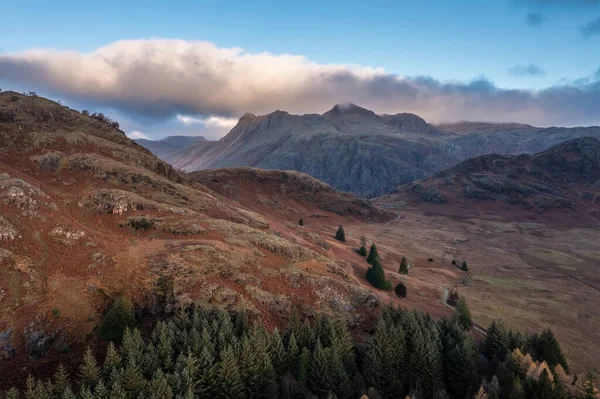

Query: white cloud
0 38 599 126
176 114 238 129
127 130 149 140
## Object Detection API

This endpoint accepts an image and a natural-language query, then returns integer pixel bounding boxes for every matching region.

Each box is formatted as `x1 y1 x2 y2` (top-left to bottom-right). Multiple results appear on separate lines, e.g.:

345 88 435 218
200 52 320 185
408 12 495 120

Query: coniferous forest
3 303 597 399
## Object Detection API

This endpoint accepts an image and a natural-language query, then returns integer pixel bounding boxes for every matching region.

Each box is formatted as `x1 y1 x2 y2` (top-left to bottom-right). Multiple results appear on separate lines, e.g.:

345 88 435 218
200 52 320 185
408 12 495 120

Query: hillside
164 103 600 197
0 92 428 386
135 135 206 160
380 137 600 225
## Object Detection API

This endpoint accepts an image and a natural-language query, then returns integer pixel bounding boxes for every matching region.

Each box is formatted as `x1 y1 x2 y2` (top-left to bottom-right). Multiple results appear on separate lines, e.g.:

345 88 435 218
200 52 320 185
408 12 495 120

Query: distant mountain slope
136 135 206 160
378 137 600 224
190 167 394 222
167 103 600 197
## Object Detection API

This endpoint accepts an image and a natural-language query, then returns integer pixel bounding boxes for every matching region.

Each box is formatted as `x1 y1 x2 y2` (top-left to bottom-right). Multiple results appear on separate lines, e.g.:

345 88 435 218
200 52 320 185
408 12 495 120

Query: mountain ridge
162 104 600 197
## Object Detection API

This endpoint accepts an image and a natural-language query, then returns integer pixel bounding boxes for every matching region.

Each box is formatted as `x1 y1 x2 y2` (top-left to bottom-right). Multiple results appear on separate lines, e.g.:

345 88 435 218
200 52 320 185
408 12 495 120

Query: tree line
3 301 597 399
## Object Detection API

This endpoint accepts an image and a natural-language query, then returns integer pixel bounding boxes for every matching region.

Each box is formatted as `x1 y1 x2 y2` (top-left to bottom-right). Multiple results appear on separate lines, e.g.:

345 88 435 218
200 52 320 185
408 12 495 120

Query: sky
1 0 600 140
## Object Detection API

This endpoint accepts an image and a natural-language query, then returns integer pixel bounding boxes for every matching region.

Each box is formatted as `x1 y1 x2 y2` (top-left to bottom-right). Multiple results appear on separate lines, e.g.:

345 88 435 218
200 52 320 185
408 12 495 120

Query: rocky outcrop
0 329 16 361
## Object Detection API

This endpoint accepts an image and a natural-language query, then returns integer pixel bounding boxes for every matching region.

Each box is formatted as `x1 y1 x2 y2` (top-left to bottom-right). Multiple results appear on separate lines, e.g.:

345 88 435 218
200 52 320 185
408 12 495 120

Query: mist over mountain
135 135 206 160
162 103 600 197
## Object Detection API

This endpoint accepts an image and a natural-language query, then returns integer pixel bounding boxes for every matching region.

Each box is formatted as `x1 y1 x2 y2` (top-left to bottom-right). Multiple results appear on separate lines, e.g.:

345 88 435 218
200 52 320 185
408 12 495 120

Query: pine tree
195 346 216 398
399 257 409 275
535 329 569 372
358 236 367 256
298 218 304 226
216 346 244 399
4 388 21 399
286 332 300 373
395 281 407 298
485 320 508 361
148 369 173 399
366 260 391 291
99 296 135 343
366 243 379 265
335 225 346 242
93 380 109 399
53 364 71 396
455 296 472 330
121 357 146 394
103 342 122 377
79 348 102 388
297 347 311 382
461 261 469 271
270 329 286 374
364 318 405 397
308 339 333 397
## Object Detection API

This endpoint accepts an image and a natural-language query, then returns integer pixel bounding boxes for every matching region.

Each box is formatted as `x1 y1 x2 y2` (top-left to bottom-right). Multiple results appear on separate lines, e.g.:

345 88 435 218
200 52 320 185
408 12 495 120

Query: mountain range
135 135 206 160
141 103 600 197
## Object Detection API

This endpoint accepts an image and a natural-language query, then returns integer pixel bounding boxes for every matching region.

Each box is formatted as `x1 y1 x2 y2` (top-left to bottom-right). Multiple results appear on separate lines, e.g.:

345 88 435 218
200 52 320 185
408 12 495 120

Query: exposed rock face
0 329 16 361
163 104 600 198
385 137 600 223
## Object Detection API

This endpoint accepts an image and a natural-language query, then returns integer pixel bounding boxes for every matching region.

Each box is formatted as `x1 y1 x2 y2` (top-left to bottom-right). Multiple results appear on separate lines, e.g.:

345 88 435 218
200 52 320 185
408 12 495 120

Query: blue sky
1 0 600 138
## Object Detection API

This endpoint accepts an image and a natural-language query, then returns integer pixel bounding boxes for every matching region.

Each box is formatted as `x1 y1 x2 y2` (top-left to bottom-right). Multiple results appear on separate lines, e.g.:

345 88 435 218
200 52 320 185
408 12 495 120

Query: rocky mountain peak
323 102 381 120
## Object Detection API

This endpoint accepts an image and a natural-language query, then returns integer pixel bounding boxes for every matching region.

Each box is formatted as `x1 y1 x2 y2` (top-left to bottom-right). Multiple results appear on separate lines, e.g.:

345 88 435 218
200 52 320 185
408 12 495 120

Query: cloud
127 130 149 140
508 64 546 76
176 114 238 129
581 16 600 37
1 39 600 127
526 12 544 25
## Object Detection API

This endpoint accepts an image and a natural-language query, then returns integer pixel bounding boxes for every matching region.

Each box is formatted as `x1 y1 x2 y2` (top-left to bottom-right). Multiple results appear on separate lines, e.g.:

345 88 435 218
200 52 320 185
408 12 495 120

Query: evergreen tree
308 339 333 397
461 261 469 271
366 243 379 265
485 320 508 361
93 380 109 399
534 329 569 372
216 346 244 399
297 347 311 382
148 369 173 399
270 329 286 374
298 218 304 226
358 236 368 256
366 260 391 291
121 357 146 394
335 225 346 242
399 257 409 275
455 296 472 330
286 332 300 373
103 342 122 377
53 364 71 396
99 296 135 343
395 281 407 298
79 348 102 389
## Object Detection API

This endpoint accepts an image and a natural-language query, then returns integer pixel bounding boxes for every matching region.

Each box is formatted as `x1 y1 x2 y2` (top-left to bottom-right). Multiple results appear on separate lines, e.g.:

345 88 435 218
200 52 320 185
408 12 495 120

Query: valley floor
352 208 600 375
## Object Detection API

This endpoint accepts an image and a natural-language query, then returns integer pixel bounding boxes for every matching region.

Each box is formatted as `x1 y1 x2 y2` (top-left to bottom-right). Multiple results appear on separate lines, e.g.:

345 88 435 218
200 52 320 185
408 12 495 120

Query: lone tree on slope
335 225 346 242
366 243 379 265
394 281 407 298
399 257 409 275
358 236 367 256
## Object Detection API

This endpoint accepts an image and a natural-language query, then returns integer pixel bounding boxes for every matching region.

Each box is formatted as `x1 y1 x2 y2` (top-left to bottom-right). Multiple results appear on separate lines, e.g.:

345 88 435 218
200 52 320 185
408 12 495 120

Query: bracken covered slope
165 103 600 197
0 92 421 386
380 137 600 225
